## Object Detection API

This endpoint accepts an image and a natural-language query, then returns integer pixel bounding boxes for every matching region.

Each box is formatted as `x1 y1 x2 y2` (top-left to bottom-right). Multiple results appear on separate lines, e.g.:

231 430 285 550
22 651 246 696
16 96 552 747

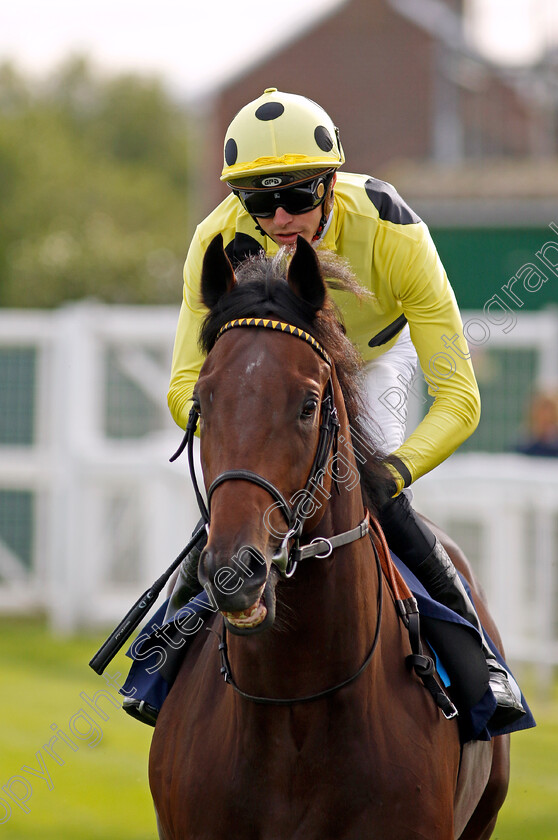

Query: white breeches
362 324 418 454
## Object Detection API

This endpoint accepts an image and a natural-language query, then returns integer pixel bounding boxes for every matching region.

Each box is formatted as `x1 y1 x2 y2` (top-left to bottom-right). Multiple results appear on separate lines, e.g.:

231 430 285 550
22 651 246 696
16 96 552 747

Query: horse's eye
301 397 319 419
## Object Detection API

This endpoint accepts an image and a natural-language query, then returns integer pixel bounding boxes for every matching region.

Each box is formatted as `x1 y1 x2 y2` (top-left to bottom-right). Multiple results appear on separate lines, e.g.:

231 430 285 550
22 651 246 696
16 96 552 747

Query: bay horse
149 235 509 839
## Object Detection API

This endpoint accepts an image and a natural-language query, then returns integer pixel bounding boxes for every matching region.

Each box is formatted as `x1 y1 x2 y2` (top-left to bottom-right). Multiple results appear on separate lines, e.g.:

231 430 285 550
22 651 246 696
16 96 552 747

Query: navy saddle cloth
120 553 535 742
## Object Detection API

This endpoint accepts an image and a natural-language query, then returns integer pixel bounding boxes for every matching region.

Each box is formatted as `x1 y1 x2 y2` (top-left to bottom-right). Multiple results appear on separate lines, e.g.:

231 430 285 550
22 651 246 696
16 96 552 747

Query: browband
215 318 332 367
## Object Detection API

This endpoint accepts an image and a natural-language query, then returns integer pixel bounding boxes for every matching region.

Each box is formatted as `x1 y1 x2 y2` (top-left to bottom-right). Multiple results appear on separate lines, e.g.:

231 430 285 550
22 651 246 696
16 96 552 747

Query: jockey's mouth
272 231 302 246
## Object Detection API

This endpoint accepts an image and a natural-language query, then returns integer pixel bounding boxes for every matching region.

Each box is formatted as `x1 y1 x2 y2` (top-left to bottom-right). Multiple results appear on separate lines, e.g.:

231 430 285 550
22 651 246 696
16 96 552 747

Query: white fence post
46 305 102 632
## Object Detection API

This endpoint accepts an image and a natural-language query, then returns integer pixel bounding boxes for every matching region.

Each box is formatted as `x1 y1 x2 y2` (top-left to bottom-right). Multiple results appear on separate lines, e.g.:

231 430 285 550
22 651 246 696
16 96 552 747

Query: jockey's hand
384 461 405 497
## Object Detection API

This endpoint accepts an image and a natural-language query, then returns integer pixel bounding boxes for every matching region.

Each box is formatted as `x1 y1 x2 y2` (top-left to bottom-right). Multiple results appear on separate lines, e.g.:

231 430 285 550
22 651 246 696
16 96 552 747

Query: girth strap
406 612 458 720
369 515 458 720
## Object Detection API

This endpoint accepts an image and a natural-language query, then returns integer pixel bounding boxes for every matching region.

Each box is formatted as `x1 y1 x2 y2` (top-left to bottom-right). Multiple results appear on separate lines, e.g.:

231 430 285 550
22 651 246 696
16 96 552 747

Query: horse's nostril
235 546 267 579
198 547 210 584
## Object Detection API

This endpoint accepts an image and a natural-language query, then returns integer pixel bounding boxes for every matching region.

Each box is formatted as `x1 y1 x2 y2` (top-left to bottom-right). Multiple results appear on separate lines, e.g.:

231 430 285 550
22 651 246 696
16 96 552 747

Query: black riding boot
379 492 526 728
164 522 207 621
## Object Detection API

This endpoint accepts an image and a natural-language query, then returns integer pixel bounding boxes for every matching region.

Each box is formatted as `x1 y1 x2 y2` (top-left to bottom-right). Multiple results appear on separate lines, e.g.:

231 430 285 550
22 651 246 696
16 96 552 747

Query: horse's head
194 235 346 635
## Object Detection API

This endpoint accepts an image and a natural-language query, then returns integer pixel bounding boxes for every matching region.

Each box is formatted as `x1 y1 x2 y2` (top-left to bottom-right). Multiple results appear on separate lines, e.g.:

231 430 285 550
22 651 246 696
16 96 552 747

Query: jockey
132 88 524 726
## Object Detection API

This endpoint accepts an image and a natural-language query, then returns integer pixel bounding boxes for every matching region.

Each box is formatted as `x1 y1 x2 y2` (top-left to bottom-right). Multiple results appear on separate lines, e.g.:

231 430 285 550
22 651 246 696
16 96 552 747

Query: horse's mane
199 249 393 514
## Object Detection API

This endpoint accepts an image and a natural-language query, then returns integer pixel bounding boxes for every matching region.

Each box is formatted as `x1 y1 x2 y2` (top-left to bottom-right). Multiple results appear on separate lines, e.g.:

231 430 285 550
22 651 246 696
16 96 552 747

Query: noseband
170 317 368 577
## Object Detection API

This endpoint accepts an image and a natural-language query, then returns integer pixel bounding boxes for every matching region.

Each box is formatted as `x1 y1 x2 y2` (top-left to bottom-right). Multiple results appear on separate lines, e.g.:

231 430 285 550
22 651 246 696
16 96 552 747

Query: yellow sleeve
167 195 267 430
167 227 208 430
379 222 481 490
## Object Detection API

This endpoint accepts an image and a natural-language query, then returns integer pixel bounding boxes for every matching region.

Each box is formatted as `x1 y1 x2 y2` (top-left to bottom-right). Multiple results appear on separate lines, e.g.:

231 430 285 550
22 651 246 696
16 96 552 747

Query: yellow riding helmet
221 88 345 184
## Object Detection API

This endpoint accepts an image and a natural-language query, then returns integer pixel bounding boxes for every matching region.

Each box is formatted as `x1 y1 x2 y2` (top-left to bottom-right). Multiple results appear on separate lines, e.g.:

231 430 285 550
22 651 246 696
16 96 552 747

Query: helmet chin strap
312 181 335 242
312 206 333 243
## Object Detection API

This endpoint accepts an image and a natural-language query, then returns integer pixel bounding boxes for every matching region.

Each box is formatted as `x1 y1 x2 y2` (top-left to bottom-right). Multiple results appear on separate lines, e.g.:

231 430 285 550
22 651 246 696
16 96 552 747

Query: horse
149 234 510 839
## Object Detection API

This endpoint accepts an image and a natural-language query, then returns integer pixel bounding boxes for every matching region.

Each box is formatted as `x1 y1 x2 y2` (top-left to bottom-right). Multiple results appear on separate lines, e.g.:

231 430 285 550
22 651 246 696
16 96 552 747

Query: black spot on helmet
224 138 238 167
255 101 285 121
314 125 334 152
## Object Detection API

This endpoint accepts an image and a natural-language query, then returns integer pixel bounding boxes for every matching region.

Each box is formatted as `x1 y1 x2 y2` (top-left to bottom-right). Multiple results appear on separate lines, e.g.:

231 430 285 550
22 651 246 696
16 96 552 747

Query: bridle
170 317 369 579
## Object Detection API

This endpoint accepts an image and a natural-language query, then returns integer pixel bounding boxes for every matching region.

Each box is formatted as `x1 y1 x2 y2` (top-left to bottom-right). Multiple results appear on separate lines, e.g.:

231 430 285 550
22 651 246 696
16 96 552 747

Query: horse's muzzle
199 544 277 634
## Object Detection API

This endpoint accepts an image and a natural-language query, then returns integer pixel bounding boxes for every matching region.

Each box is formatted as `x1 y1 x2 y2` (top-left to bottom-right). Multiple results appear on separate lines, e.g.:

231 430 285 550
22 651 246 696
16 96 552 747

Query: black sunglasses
233 171 334 218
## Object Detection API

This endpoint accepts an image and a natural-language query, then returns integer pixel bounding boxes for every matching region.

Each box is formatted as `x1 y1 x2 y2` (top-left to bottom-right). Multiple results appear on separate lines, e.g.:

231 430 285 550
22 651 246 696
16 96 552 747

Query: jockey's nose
272 206 293 224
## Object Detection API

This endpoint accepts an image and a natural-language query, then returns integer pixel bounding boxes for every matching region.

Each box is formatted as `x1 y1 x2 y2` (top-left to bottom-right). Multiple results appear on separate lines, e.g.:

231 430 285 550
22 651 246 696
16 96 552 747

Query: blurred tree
0 57 192 307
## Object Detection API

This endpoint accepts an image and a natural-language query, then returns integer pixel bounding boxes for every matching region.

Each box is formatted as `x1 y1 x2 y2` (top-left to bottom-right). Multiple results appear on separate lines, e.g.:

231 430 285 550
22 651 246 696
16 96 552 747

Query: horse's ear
286 236 326 310
200 234 237 309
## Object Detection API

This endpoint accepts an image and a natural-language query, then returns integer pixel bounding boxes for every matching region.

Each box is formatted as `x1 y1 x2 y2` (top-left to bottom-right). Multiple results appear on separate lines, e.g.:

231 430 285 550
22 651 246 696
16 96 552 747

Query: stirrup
122 697 159 727
487 667 526 728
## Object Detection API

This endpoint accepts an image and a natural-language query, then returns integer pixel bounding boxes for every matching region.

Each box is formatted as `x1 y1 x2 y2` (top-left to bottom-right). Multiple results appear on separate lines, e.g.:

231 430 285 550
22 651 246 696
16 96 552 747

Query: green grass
494 670 558 840
0 619 556 838
0 617 155 839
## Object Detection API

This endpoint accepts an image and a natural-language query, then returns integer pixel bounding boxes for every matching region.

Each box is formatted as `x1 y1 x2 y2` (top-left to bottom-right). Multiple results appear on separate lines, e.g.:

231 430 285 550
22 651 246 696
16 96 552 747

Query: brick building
197 0 548 214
